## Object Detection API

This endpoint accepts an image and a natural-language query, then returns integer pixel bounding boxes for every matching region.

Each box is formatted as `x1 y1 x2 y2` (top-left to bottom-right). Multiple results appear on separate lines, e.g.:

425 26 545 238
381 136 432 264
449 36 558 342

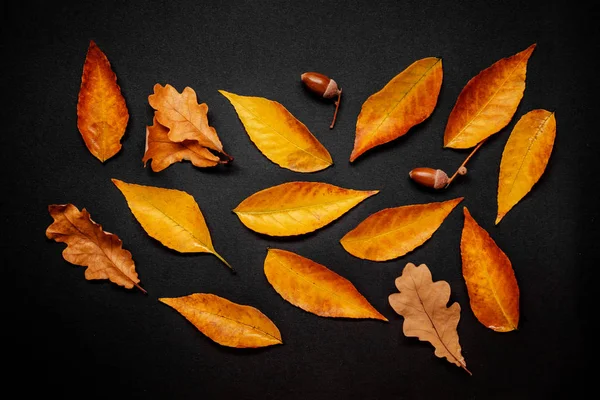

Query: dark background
3 0 595 398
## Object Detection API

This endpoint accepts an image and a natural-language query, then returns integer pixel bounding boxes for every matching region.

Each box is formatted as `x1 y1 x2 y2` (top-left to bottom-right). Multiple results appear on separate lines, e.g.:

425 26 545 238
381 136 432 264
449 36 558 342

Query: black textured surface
3 0 595 398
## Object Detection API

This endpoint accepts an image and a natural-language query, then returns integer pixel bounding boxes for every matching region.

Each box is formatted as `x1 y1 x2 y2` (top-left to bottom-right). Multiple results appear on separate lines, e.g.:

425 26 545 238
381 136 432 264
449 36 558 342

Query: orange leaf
389 262 470 375
443 44 536 149
76 40 129 162
496 109 556 224
219 90 333 172
351 57 443 162
340 197 463 261
264 248 387 320
233 181 378 236
159 293 282 348
45 203 145 293
148 83 231 159
461 207 519 332
142 116 221 172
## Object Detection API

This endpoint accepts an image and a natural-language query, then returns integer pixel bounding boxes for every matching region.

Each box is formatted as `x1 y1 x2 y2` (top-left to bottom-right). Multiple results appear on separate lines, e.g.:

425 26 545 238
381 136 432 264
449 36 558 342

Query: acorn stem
329 88 342 129
445 139 486 188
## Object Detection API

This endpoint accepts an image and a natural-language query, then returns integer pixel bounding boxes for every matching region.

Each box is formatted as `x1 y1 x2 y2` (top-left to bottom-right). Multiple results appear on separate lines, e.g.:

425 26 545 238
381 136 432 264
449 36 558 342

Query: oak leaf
496 109 556 224
461 207 519 332
142 116 222 172
233 181 378 236
219 90 333 172
159 293 282 348
389 262 470 375
264 248 387 320
77 40 129 162
45 203 145 293
351 57 443 162
148 83 232 160
443 44 536 149
340 197 463 261
111 179 233 271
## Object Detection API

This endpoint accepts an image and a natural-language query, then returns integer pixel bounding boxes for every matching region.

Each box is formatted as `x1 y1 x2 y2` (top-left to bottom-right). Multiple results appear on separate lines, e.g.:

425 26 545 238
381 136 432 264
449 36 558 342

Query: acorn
409 167 449 189
301 72 342 129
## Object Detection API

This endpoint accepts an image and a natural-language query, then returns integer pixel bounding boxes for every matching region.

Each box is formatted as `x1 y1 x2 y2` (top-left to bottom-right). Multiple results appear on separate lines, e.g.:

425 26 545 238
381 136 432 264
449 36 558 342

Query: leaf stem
445 139 486 188
329 88 342 129
214 251 236 274
134 282 148 294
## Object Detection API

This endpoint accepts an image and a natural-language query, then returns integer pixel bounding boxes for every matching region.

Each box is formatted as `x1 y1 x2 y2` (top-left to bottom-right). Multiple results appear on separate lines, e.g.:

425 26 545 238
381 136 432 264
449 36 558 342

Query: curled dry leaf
45 204 145 293
77 40 129 163
389 263 470 375
159 293 282 348
148 83 232 160
233 181 378 236
340 197 463 261
142 116 222 172
496 109 556 224
461 207 519 332
351 57 443 162
264 248 387 321
219 90 333 172
444 43 536 149
111 179 233 272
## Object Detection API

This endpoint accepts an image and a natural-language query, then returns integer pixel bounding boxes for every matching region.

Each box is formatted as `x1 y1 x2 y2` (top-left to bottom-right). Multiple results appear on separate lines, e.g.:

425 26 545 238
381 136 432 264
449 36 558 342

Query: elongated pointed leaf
264 248 387 320
461 207 519 332
444 44 536 149
234 181 378 236
340 198 463 261
496 109 556 224
219 90 333 172
351 57 443 162
160 293 282 348
77 40 129 162
111 179 232 271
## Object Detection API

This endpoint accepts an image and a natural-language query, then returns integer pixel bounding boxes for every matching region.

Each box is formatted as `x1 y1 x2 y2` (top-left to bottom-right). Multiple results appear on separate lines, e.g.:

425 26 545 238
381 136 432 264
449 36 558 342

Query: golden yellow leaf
496 109 556 224
351 57 443 162
111 179 233 271
46 203 145 293
142 116 221 172
389 262 470 375
76 40 129 163
340 197 463 261
443 43 536 149
461 207 519 332
233 181 378 236
159 293 282 348
264 248 387 320
219 90 333 172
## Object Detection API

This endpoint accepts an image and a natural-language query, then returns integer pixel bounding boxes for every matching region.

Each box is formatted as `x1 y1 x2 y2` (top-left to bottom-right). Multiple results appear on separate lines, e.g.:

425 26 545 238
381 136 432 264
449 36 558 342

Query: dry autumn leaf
351 57 443 162
443 43 536 149
461 207 519 332
340 197 463 261
159 293 282 348
46 203 145 293
148 83 232 161
77 40 129 162
233 181 378 236
496 109 556 224
264 248 387 320
111 179 233 271
219 90 333 172
142 116 222 172
389 262 470 375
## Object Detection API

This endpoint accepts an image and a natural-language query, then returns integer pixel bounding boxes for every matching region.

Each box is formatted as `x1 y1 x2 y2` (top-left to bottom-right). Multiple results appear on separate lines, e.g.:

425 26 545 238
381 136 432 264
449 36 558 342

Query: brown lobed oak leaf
45 203 146 293
389 262 470 375
142 116 222 172
159 293 282 348
77 40 129 163
148 83 232 161
461 207 519 332
264 248 387 320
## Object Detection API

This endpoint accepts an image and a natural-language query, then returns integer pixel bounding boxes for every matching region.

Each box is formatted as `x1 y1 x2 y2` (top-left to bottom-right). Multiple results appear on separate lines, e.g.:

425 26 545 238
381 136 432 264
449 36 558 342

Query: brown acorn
409 167 449 189
301 72 342 129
